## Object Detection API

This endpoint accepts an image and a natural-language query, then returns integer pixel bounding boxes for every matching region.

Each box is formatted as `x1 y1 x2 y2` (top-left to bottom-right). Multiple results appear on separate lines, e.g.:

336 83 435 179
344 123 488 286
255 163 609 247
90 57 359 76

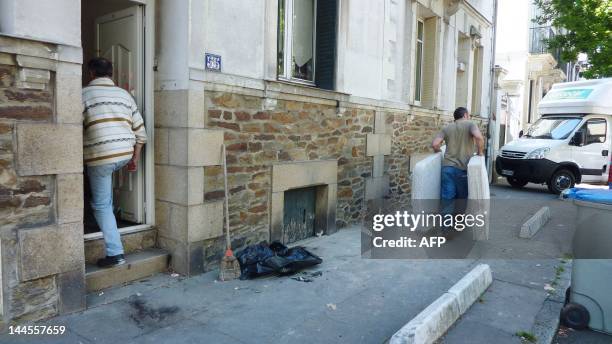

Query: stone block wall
387 111 488 197
193 88 488 272
0 35 85 325
155 82 488 276
206 92 374 236
154 82 226 276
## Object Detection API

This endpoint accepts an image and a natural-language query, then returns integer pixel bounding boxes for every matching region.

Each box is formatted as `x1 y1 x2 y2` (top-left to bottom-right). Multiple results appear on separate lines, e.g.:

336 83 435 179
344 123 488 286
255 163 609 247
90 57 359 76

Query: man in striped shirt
83 57 147 268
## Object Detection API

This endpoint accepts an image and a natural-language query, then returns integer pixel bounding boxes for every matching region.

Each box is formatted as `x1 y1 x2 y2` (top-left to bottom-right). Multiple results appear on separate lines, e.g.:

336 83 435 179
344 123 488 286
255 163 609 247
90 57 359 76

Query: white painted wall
341 0 385 99
494 0 531 139
156 0 190 90
495 0 529 80
0 0 80 46
197 0 265 79
466 0 495 22
0 0 495 113
157 0 496 113
0 0 15 35
440 17 459 111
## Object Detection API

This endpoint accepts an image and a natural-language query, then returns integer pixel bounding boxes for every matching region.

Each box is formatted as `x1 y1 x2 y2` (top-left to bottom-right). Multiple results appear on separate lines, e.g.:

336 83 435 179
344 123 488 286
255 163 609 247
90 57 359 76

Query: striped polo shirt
82 77 147 166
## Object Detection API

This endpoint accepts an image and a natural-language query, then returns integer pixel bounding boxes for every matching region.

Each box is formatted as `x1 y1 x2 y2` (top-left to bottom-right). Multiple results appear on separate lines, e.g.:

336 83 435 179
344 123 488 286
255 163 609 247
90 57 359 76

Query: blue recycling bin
561 188 612 334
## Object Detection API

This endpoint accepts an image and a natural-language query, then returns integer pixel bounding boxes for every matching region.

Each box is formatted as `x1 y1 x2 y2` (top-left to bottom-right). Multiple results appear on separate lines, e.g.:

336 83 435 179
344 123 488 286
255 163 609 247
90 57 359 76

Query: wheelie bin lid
563 188 612 205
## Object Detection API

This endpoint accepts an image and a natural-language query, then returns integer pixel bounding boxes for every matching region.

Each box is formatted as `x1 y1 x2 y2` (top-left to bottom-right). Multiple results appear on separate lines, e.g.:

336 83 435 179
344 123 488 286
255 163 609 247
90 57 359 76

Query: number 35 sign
205 53 222 72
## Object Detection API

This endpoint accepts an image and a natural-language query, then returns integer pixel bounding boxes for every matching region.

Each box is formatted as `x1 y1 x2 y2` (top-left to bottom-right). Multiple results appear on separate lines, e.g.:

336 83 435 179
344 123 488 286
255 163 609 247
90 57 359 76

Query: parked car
496 78 612 194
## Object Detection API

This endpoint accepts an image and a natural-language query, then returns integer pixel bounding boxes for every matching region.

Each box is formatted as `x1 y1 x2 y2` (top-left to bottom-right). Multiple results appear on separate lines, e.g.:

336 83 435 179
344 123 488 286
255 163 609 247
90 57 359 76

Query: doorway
81 0 155 239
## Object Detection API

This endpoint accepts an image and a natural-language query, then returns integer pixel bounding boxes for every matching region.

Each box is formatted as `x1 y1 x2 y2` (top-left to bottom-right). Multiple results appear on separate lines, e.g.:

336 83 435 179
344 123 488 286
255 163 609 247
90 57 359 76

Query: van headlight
526 147 550 159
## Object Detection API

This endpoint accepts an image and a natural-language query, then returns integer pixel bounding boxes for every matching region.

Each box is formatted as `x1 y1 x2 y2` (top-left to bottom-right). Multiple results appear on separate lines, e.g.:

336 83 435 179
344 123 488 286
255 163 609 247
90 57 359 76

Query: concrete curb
520 206 551 238
531 260 572 344
390 264 492 344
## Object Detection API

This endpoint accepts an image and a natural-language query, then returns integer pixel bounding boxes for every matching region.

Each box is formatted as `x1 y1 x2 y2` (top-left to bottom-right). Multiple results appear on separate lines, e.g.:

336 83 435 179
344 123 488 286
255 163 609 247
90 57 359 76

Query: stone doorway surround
270 160 338 243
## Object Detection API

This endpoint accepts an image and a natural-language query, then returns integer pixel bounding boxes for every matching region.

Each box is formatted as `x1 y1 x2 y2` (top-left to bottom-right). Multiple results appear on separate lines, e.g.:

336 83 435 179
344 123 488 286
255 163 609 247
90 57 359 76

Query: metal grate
501 150 526 159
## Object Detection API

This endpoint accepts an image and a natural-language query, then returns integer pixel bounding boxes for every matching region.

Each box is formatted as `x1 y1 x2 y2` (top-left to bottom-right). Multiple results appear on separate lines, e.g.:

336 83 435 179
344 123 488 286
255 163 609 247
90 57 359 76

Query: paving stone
444 279 547 338
131 319 243 344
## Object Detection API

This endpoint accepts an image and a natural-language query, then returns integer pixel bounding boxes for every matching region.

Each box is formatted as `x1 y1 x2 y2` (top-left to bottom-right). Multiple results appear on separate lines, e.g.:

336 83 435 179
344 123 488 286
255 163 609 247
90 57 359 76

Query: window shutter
315 0 338 90
421 17 437 107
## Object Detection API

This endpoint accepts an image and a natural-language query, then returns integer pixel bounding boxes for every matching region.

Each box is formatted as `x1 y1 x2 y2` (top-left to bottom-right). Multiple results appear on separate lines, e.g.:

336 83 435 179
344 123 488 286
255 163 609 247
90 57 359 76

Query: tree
533 0 611 79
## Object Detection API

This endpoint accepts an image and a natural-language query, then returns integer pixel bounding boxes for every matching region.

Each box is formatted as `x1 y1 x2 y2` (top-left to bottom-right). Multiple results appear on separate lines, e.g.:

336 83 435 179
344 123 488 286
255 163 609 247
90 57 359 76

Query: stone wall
0 35 84 325
206 92 373 236
387 112 488 196
190 88 489 272
387 112 450 196
154 85 226 276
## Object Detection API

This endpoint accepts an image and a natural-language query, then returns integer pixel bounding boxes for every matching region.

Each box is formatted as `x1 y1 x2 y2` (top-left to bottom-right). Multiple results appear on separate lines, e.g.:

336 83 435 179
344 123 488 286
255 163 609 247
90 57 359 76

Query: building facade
0 0 494 324
492 0 581 161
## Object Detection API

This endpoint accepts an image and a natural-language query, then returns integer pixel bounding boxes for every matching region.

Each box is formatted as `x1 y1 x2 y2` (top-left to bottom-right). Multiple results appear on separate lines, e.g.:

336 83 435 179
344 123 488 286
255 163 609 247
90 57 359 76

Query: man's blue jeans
441 166 468 216
87 159 130 256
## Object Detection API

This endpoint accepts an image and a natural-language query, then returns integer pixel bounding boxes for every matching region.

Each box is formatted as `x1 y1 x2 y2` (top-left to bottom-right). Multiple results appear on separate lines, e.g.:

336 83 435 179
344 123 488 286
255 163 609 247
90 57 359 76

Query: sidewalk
1 184 580 344
440 259 571 344
440 184 576 343
2 227 479 344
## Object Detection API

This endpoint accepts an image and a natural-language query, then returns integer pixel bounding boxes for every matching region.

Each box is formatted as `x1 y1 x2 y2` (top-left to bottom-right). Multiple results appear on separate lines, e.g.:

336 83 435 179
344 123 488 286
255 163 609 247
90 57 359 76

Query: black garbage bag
234 242 276 279
235 241 322 279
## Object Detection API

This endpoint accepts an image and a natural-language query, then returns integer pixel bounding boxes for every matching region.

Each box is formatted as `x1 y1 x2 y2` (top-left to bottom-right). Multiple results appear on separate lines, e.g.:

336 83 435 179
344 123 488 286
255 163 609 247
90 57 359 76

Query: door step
84 227 157 265
85 248 169 292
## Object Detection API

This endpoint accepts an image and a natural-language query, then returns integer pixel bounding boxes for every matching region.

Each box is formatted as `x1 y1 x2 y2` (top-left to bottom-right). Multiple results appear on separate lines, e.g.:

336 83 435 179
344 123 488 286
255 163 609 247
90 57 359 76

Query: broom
219 143 241 281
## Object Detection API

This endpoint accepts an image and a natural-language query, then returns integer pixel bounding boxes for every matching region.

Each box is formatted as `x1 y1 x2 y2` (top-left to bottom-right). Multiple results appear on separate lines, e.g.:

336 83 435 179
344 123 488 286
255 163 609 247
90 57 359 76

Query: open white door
96 6 144 224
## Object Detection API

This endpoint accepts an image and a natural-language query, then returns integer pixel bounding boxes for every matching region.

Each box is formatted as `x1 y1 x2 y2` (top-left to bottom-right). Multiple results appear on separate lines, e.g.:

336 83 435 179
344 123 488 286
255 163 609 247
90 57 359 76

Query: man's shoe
97 254 126 268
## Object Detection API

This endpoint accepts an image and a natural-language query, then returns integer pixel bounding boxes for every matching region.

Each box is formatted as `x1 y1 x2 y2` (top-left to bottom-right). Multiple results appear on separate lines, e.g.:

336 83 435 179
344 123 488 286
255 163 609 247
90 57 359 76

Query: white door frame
84 0 155 241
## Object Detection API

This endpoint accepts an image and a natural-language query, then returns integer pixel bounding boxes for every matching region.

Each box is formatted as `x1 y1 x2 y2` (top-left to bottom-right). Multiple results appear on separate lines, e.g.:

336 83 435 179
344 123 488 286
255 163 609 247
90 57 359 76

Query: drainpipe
486 0 499 182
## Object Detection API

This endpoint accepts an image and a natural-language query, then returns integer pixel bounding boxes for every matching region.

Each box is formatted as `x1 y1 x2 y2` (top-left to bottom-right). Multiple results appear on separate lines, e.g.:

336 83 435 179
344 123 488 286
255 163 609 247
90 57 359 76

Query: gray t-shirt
440 120 478 170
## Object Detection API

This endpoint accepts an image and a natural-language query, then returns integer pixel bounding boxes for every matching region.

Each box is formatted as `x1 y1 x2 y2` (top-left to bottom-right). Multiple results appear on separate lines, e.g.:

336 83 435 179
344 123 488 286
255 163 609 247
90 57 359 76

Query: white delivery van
496 78 612 194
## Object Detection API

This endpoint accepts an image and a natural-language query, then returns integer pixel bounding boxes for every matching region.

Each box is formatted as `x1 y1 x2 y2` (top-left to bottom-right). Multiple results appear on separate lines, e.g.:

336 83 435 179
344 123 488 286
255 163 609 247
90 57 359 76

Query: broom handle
222 144 231 250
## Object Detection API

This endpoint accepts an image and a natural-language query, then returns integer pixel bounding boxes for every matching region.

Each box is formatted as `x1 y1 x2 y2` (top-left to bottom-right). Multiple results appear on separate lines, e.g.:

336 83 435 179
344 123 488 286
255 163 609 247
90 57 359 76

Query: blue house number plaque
205 53 222 72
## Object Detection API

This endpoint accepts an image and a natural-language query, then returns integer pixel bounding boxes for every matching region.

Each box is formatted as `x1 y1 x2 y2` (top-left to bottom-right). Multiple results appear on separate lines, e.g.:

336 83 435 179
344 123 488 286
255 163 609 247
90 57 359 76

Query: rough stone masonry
198 90 488 270
0 35 85 326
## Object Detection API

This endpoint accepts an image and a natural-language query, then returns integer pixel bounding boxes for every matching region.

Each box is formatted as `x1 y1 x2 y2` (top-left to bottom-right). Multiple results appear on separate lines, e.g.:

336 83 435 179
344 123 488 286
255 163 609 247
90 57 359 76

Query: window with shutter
278 0 316 83
277 0 337 90
415 20 424 102
471 46 483 115
421 17 437 107
314 0 337 90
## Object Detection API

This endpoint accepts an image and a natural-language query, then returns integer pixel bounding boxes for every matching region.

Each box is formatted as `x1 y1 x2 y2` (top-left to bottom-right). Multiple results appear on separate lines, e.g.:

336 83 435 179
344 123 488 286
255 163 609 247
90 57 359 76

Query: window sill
277 77 316 88
265 78 350 102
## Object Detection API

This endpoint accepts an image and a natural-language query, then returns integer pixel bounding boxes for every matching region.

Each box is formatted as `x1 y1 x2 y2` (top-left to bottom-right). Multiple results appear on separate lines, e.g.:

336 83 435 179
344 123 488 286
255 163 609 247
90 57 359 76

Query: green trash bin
561 191 612 334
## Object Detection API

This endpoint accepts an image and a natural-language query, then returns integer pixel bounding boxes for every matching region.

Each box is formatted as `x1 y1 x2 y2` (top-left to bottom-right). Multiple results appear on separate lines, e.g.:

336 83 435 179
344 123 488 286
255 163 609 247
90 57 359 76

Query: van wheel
547 169 575 194
507 177 528 188
561 302 590 330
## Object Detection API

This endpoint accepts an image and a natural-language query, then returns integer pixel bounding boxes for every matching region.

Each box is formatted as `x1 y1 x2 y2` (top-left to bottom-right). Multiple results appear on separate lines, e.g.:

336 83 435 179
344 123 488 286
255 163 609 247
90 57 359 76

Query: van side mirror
570 131 584 146
519 130 524 138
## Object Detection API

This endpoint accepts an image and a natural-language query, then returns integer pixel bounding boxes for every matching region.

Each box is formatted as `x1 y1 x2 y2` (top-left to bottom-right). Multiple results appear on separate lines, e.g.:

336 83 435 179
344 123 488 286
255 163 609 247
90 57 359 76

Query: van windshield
524 117 582 140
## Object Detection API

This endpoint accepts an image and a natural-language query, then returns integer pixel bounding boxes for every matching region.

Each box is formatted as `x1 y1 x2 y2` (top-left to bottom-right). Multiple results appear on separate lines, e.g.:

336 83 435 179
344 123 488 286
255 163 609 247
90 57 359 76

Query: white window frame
414 19 424 104
278 0 317 86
